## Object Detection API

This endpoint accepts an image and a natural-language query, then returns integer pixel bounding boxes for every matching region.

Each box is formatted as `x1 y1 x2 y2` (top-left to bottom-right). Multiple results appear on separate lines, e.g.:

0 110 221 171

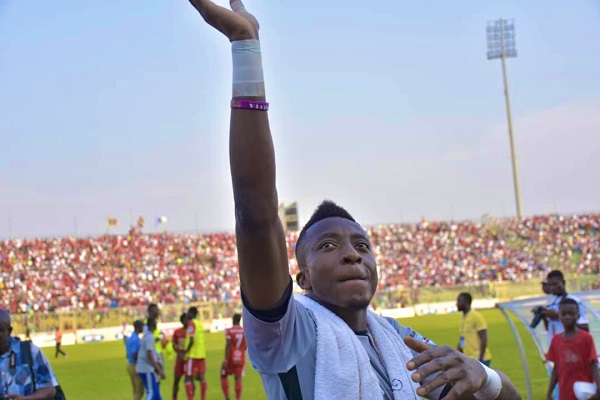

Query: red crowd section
1 214 598 314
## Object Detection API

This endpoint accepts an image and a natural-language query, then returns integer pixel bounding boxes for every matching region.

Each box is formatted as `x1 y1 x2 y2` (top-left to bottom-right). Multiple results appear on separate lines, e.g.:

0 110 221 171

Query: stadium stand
1 213 598 319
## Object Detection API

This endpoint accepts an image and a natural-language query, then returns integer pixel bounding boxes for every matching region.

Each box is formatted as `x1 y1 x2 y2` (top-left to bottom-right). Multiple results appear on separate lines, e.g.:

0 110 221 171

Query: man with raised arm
187 1 522 399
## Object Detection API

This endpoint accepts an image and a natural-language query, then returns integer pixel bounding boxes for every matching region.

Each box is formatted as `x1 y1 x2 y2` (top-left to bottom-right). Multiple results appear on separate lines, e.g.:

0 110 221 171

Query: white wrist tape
232 39 265 97
473 364 502 400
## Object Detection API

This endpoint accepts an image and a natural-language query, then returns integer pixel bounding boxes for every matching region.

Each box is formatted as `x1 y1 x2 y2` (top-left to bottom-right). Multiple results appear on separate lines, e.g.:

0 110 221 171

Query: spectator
0 308 57 399
0 213 598 313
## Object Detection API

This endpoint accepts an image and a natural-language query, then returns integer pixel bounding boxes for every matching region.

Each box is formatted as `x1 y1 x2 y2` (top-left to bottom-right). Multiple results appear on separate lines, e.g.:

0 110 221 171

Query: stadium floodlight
487 19 523 218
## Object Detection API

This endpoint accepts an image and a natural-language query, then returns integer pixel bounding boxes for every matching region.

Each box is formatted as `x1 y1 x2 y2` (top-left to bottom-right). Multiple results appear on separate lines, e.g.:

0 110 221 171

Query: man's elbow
36 386 56 398
234 192 279 229
235 205 281 232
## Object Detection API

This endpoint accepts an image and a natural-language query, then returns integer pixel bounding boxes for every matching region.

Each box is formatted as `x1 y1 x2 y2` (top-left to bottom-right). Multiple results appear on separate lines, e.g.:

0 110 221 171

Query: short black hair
180 313 188 325
232 313 242 325
547 270 564 281
559 297 578 308
459 292 472 305
295 200 357 268
148 303 159 312
188 307 199 318
133 320 144 330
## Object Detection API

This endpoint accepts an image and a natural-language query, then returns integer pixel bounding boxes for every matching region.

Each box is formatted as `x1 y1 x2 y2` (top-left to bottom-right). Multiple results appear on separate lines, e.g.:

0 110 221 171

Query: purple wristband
230 99 269 111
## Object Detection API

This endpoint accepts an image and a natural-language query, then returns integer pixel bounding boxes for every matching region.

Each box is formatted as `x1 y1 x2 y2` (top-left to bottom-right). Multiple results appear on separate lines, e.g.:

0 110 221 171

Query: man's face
558 304 579 329
541 282 551 295
456 295 468 312
149 306 160 319
296 217 378 312
546 277 565 296
0 321 12 353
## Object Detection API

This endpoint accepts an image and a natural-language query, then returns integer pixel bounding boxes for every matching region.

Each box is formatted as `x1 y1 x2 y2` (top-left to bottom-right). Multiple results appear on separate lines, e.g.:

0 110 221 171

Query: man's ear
296 269 311 291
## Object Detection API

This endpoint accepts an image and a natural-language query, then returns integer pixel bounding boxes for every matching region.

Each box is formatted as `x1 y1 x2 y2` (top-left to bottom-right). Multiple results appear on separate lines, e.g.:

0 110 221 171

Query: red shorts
222 362 245 377
184 358 206 377
174 358 185 378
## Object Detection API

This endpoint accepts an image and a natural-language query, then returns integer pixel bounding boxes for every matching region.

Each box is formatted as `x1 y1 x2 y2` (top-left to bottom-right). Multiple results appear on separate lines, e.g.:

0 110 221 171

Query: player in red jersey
171 313 189 400
220 314 246 400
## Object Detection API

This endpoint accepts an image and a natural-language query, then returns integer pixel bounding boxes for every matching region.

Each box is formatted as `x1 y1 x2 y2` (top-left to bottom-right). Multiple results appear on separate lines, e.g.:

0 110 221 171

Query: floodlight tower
487 19 523 218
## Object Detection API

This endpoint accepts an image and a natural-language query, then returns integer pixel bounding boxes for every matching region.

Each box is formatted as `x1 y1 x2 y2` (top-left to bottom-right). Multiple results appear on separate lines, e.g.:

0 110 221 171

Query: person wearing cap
0 308 57 399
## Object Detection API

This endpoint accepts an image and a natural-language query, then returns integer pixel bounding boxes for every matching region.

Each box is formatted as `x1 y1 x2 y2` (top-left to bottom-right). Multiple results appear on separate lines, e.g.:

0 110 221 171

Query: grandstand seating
1 213 598 317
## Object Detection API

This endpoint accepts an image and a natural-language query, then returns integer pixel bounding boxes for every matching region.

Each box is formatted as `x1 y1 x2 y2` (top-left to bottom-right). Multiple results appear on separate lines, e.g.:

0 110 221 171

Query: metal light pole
487 19 523 218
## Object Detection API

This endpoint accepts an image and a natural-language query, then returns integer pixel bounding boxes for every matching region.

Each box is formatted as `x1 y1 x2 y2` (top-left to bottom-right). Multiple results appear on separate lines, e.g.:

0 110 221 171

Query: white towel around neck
295 294 420 400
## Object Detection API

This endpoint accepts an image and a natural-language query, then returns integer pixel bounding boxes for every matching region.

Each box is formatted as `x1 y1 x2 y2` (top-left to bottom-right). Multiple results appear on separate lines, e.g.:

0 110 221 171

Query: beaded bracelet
230 99 269 111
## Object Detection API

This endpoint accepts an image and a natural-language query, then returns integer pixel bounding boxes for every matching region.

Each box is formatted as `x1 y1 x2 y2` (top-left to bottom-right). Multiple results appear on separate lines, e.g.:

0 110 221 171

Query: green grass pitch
44 309 548 399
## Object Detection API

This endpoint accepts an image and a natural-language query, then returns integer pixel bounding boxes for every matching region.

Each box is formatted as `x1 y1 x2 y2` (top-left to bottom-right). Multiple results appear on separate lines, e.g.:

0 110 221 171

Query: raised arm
188 0 289 309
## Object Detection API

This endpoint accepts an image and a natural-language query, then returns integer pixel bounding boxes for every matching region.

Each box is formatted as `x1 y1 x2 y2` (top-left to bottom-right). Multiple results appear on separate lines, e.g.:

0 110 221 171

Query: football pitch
44 309 548 399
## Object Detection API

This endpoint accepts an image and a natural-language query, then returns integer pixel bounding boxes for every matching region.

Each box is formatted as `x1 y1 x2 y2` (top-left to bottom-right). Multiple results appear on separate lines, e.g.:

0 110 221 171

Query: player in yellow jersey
184 307 207 400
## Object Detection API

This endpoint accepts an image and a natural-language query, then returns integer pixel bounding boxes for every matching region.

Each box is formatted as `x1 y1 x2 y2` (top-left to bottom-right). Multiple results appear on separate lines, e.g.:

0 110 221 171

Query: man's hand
540 308 558 320
188 0 259 42
405 336 487 399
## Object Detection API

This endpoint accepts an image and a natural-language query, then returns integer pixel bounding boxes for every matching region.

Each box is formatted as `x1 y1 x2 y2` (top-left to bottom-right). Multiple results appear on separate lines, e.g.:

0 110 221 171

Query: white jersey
547 293 589 340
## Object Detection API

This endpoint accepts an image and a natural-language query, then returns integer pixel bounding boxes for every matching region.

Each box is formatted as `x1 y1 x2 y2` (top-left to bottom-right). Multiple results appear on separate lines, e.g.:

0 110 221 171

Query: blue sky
1 0 599 238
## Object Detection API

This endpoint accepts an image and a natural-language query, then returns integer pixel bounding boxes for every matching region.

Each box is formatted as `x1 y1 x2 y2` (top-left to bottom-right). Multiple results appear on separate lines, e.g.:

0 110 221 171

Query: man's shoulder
9 336 21 348
470 310 486 319
566 293 583 303
10 336 40 353
577 329 593 340
127 334 140 343
142 332 154 342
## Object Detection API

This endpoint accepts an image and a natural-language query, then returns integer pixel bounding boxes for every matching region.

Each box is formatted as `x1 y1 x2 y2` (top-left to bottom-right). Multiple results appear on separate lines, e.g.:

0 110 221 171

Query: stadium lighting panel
486 19 517 60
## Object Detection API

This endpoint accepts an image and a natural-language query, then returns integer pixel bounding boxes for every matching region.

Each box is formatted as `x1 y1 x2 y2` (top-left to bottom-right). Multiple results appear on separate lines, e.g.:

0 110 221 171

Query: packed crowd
0 214 598 314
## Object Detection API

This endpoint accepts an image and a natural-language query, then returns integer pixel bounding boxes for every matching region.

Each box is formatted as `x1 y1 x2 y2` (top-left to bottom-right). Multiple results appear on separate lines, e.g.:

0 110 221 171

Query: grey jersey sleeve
243 290 317 374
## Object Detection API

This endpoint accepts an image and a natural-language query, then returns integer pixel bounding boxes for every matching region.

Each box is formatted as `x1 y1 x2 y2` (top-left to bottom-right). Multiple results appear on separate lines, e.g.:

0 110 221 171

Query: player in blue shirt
126 320 145 400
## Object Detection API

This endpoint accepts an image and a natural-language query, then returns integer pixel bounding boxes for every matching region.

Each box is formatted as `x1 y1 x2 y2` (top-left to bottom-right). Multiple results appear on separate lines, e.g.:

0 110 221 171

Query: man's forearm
591 361 600 389
186 338 194 354
224 341 231 360
148 350 161 371
23 386 56 400
497 371 521 399
546 368 558 399
230 101 276 226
